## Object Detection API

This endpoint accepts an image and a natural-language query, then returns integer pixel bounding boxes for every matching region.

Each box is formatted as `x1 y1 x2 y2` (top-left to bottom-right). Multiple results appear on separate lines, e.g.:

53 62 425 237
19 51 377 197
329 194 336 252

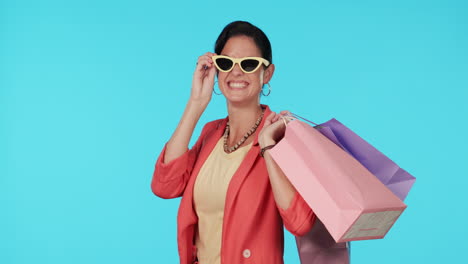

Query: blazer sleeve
150 122 213 199
277 190 317 236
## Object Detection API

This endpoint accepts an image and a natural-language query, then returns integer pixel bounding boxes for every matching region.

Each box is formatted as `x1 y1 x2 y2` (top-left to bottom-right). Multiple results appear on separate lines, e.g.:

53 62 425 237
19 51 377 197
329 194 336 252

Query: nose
231 62 243 76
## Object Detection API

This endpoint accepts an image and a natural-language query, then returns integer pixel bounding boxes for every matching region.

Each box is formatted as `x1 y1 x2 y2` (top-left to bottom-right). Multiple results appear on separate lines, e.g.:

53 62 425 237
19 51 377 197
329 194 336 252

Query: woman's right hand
190 52 217 105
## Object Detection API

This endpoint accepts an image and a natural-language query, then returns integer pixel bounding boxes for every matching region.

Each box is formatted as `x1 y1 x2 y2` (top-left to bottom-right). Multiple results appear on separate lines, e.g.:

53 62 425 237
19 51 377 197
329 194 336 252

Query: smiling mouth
228 81 249 89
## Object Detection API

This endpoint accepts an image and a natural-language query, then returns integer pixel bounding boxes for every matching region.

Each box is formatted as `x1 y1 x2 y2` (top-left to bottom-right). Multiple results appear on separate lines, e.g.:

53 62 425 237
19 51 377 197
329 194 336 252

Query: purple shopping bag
296 219 351 264
316 118 416 201
293 115 415 264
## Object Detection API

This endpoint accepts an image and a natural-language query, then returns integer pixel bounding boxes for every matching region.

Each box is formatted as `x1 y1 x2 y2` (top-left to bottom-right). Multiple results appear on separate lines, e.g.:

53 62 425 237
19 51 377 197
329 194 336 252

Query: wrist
259 138 276 149
187 98 209 112
260 144 276 158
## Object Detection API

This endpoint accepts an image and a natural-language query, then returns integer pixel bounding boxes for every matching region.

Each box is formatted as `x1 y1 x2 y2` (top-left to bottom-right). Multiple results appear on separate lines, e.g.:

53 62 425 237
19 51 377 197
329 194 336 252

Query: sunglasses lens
215 58 233 71
241 59 260 72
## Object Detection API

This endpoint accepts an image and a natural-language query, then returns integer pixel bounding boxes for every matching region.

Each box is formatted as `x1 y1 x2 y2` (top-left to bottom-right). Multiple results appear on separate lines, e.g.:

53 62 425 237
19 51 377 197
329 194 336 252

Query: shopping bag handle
282 112 320 127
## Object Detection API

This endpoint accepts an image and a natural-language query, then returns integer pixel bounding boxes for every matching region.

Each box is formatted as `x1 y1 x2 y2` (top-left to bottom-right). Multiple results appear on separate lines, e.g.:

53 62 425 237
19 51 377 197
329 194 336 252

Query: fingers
272 114 280 123
271 110 292 123
265 112 289 128
272 113 284 123
266 110 290 122
196 52 217 72
196 57 212 72
207 65 216 81
264 112 277 127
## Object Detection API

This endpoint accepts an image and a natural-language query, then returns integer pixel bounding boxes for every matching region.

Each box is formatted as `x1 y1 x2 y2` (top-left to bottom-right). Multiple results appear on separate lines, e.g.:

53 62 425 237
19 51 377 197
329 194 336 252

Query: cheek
250 72 264 89
217 72 228 88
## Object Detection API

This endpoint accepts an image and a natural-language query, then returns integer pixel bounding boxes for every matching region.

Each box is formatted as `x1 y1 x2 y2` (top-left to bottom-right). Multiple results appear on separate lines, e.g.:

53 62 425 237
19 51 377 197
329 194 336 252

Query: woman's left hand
258 111 291 148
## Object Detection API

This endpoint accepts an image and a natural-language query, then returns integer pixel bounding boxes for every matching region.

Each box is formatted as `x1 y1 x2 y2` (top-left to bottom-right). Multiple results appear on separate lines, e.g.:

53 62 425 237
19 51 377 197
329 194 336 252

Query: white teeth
229 82 247 88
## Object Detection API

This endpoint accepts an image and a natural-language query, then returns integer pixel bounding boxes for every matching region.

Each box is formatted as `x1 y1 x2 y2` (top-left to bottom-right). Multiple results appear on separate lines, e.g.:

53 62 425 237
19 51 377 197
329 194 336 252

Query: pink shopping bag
269 119 407 242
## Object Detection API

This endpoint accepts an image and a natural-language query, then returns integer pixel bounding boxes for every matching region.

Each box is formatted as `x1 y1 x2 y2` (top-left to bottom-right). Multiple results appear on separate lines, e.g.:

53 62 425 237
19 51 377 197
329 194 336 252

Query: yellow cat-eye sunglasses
212 55 270 73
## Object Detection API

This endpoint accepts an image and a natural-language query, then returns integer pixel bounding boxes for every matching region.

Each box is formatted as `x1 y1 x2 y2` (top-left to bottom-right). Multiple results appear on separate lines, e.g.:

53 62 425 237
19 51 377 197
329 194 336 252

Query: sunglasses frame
212 55 270 73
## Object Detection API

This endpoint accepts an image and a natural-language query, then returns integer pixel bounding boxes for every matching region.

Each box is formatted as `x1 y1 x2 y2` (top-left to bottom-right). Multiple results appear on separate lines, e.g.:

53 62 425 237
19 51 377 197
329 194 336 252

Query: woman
151 21 316 264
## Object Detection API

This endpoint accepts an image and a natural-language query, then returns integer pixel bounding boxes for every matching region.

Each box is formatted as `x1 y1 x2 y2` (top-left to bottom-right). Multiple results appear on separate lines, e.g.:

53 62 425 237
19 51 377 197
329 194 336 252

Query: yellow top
193 137 253 264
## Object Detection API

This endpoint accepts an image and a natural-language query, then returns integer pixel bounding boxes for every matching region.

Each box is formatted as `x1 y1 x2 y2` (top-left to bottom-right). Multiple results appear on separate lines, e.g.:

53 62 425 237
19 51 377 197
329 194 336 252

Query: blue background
2 0 467 263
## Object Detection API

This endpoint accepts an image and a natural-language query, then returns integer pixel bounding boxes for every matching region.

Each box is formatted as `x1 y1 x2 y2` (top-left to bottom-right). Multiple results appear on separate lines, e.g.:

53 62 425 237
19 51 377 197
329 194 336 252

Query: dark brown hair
214 21 272 64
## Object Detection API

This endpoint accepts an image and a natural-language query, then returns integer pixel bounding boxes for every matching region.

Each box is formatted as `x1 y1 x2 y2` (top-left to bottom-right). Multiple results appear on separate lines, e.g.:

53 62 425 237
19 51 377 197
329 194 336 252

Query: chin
224 93 259 105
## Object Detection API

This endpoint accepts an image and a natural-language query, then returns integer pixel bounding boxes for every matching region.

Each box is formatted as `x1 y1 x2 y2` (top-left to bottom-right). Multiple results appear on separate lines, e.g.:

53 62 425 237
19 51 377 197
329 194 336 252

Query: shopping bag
315 118 416 200
291 116 415 262
269 118 407 243
295 219 351 264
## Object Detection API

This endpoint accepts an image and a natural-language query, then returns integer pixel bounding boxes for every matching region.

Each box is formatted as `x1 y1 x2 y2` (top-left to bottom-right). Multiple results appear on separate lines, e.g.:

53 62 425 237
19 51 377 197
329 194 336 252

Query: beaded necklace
223 110 264 154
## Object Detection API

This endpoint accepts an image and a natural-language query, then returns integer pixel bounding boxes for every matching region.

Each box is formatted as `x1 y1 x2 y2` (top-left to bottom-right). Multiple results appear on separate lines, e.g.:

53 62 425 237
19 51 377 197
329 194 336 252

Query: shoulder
199 118 226 137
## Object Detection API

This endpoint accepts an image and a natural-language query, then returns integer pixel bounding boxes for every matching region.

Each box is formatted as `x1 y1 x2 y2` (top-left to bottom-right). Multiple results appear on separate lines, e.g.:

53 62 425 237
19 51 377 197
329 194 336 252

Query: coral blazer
151 105 316 264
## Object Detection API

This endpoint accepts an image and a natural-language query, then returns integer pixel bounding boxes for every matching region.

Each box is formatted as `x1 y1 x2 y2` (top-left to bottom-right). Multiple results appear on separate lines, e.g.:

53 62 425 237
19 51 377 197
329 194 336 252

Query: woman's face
217 35 274 104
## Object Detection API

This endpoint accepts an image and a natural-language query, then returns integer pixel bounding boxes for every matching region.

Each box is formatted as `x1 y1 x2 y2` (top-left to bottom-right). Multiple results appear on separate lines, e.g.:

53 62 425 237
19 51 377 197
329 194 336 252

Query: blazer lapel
179 119 227 225
224 105 272 220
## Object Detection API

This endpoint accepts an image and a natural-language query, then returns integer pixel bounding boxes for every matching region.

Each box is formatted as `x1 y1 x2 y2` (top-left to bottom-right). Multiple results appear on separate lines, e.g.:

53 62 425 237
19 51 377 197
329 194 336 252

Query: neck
226 100 263 146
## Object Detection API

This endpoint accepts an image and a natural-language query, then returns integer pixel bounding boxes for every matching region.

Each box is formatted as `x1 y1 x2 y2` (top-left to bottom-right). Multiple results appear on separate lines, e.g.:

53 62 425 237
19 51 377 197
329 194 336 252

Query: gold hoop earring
261 83 271 96
213 81 222 95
